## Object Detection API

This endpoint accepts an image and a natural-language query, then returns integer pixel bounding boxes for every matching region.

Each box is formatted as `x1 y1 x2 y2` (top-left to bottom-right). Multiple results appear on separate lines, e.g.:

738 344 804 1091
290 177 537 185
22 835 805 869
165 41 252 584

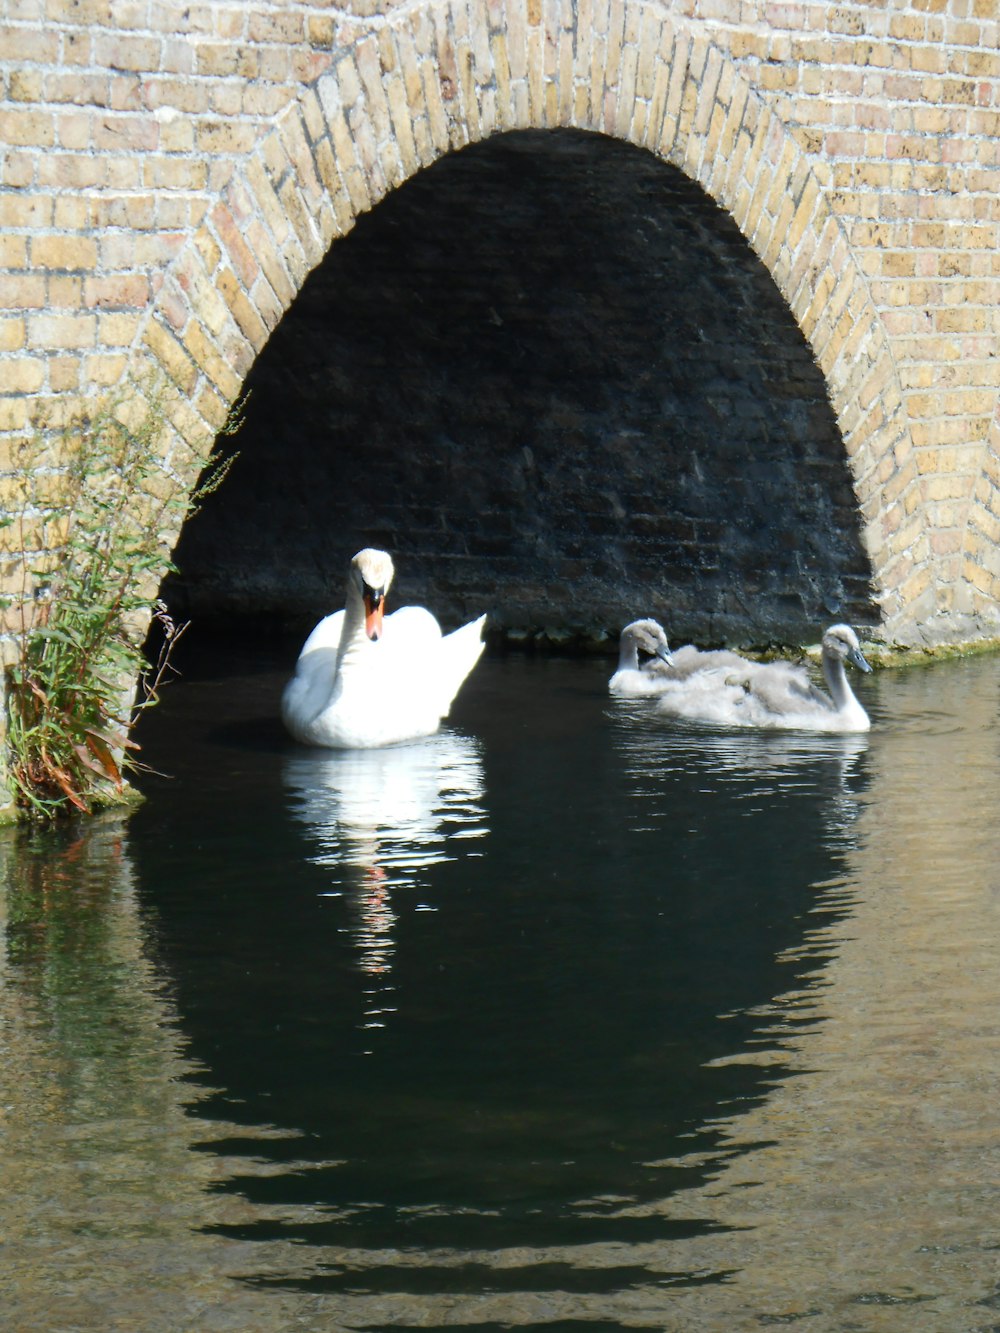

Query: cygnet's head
621 618 674 666
350 548 395 641
823 624 872 673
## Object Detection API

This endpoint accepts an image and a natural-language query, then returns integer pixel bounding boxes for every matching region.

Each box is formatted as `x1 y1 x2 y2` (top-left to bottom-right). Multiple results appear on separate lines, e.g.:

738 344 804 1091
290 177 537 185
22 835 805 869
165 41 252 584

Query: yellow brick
30 234 99 270
193 381 231 433
143 318 198 395
48 357 80 392
0 108 55 147
634 9 658 103
325 112 373 216
0 317 26 354
83 354 129 387
659 27 690 155
26 314 96 351
216 268 269 351
182 322 243 403
96 313 142 347
384 60 420 175
617 41 640 139
0 398 29 432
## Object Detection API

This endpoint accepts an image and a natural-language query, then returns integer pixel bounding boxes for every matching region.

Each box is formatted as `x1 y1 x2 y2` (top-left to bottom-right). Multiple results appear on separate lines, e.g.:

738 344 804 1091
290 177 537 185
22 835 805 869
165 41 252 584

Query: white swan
655 623 873 733
281 548 486 749
609 618 745 696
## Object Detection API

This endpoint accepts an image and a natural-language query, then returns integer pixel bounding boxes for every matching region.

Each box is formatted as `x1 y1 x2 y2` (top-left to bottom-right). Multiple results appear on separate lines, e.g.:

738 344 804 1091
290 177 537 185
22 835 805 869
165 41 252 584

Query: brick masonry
2 0 1000 670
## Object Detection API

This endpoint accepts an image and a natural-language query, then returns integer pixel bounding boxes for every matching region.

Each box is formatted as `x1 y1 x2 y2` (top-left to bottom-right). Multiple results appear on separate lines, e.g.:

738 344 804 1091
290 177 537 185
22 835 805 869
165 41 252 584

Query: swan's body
609 619 745 696
655 624 872 733
281 548 486 749
663 643 749 679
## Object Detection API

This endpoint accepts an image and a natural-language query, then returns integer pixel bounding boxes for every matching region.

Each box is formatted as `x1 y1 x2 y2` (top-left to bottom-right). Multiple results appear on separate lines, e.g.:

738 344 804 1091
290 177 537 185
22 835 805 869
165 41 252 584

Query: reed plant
2 377 238 818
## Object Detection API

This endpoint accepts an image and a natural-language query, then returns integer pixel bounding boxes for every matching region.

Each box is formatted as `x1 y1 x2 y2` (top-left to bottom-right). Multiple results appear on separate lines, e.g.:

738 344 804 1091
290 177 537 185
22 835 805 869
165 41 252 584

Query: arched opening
166 128 877 648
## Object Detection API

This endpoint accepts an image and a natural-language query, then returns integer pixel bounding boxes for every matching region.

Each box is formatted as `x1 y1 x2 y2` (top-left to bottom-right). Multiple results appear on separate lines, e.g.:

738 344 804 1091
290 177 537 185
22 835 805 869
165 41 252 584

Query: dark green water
3 644 1000 1331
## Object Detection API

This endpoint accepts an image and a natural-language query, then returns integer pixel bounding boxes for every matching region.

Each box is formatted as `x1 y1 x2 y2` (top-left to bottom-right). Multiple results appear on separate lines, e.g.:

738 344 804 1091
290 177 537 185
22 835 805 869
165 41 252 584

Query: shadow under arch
132 0 916 644
166 126 878 647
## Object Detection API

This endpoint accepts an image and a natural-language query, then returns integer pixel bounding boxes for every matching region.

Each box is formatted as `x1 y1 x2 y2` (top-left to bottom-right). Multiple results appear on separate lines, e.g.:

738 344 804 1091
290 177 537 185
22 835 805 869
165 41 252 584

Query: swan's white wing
436 614 487 713
282 645 341 736
379 607 485 720
282 611 348 737
729 660 832 716
297 609 346 658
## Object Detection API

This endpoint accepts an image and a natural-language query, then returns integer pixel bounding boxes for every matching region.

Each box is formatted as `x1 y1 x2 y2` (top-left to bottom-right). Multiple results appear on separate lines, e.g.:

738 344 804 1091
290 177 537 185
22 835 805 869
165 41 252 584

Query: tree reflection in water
0 817 311 1330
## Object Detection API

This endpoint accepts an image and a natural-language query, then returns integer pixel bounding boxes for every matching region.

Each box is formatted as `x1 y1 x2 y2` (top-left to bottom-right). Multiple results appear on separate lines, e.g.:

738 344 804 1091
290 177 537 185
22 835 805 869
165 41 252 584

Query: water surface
2 644 1000 1331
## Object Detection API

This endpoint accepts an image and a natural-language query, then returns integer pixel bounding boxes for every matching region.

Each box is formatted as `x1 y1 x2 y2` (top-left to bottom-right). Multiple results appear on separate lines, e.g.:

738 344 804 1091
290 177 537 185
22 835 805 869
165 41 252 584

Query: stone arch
963 417 1000 629
131 0 919 641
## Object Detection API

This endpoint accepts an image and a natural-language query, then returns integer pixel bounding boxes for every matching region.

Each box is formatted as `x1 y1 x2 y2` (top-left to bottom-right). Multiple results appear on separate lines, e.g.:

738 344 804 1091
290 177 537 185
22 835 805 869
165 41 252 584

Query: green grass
2 376 239 819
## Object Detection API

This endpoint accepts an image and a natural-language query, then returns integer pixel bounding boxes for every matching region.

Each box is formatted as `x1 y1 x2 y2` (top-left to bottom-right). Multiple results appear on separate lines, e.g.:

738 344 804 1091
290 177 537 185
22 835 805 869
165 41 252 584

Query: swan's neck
821 649 855 712
336 584 372 672
618 639 640 672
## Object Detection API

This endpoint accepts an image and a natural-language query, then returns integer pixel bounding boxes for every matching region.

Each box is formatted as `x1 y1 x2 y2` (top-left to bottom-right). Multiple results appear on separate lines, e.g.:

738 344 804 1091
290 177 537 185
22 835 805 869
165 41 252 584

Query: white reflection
610 702 868 839
283 731 488 1018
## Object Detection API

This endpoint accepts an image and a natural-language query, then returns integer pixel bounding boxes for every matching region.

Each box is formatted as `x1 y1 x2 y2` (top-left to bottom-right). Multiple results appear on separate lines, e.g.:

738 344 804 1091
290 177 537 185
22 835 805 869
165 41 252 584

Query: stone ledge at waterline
496 627 1000 670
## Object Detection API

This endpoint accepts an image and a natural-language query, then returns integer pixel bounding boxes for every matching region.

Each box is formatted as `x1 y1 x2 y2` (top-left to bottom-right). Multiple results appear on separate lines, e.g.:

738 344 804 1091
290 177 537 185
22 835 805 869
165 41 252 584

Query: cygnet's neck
618 638 640 672
821 646 855 712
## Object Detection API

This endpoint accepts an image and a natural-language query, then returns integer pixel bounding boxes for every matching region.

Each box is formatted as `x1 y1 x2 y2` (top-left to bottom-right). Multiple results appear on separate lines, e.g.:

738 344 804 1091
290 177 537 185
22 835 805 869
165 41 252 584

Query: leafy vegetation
2 377 239 819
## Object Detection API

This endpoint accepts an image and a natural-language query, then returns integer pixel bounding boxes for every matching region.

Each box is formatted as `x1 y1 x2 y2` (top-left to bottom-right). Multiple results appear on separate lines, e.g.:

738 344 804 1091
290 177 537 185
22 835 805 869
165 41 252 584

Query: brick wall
2 0 1000 664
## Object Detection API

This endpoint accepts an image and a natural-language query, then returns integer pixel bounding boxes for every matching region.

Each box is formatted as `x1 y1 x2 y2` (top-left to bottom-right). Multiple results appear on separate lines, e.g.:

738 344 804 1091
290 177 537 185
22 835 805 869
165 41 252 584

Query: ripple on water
2 649 1000 1330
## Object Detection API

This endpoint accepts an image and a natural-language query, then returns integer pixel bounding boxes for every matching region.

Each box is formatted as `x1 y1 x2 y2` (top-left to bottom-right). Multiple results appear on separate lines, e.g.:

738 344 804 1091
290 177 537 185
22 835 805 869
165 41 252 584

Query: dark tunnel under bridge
166 128 877 650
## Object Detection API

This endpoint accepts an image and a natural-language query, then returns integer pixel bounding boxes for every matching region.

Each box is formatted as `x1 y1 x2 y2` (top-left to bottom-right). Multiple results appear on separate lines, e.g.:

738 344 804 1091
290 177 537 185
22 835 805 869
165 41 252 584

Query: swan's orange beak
364 590 385 641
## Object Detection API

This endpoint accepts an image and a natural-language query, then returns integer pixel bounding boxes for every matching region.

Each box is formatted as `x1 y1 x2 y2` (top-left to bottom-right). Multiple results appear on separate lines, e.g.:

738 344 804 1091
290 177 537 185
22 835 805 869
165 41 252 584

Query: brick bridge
3 0 1000 663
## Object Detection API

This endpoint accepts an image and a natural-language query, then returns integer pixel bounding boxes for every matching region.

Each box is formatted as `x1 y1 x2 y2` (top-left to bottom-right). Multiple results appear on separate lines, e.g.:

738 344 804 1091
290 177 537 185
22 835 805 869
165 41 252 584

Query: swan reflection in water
610 702 869 842
283 731 488 1025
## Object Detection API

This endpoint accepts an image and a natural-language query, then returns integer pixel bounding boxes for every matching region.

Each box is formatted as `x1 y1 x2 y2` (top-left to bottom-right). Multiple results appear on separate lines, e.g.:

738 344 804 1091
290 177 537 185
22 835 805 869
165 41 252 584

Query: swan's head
621 618 674 667
350 548 395 641
823 624 872 674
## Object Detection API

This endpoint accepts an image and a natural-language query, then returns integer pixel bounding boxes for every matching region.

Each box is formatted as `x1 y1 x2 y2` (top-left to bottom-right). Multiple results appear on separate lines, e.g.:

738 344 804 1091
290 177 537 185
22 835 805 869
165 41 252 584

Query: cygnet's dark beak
656 644 675 666
363 586 385 641
849 646 872 673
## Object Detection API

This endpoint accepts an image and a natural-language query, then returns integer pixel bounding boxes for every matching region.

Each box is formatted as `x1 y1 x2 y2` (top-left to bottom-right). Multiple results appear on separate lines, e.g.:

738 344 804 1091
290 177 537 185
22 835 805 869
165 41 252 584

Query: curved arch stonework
966 420 1000 624
128 0 989 647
